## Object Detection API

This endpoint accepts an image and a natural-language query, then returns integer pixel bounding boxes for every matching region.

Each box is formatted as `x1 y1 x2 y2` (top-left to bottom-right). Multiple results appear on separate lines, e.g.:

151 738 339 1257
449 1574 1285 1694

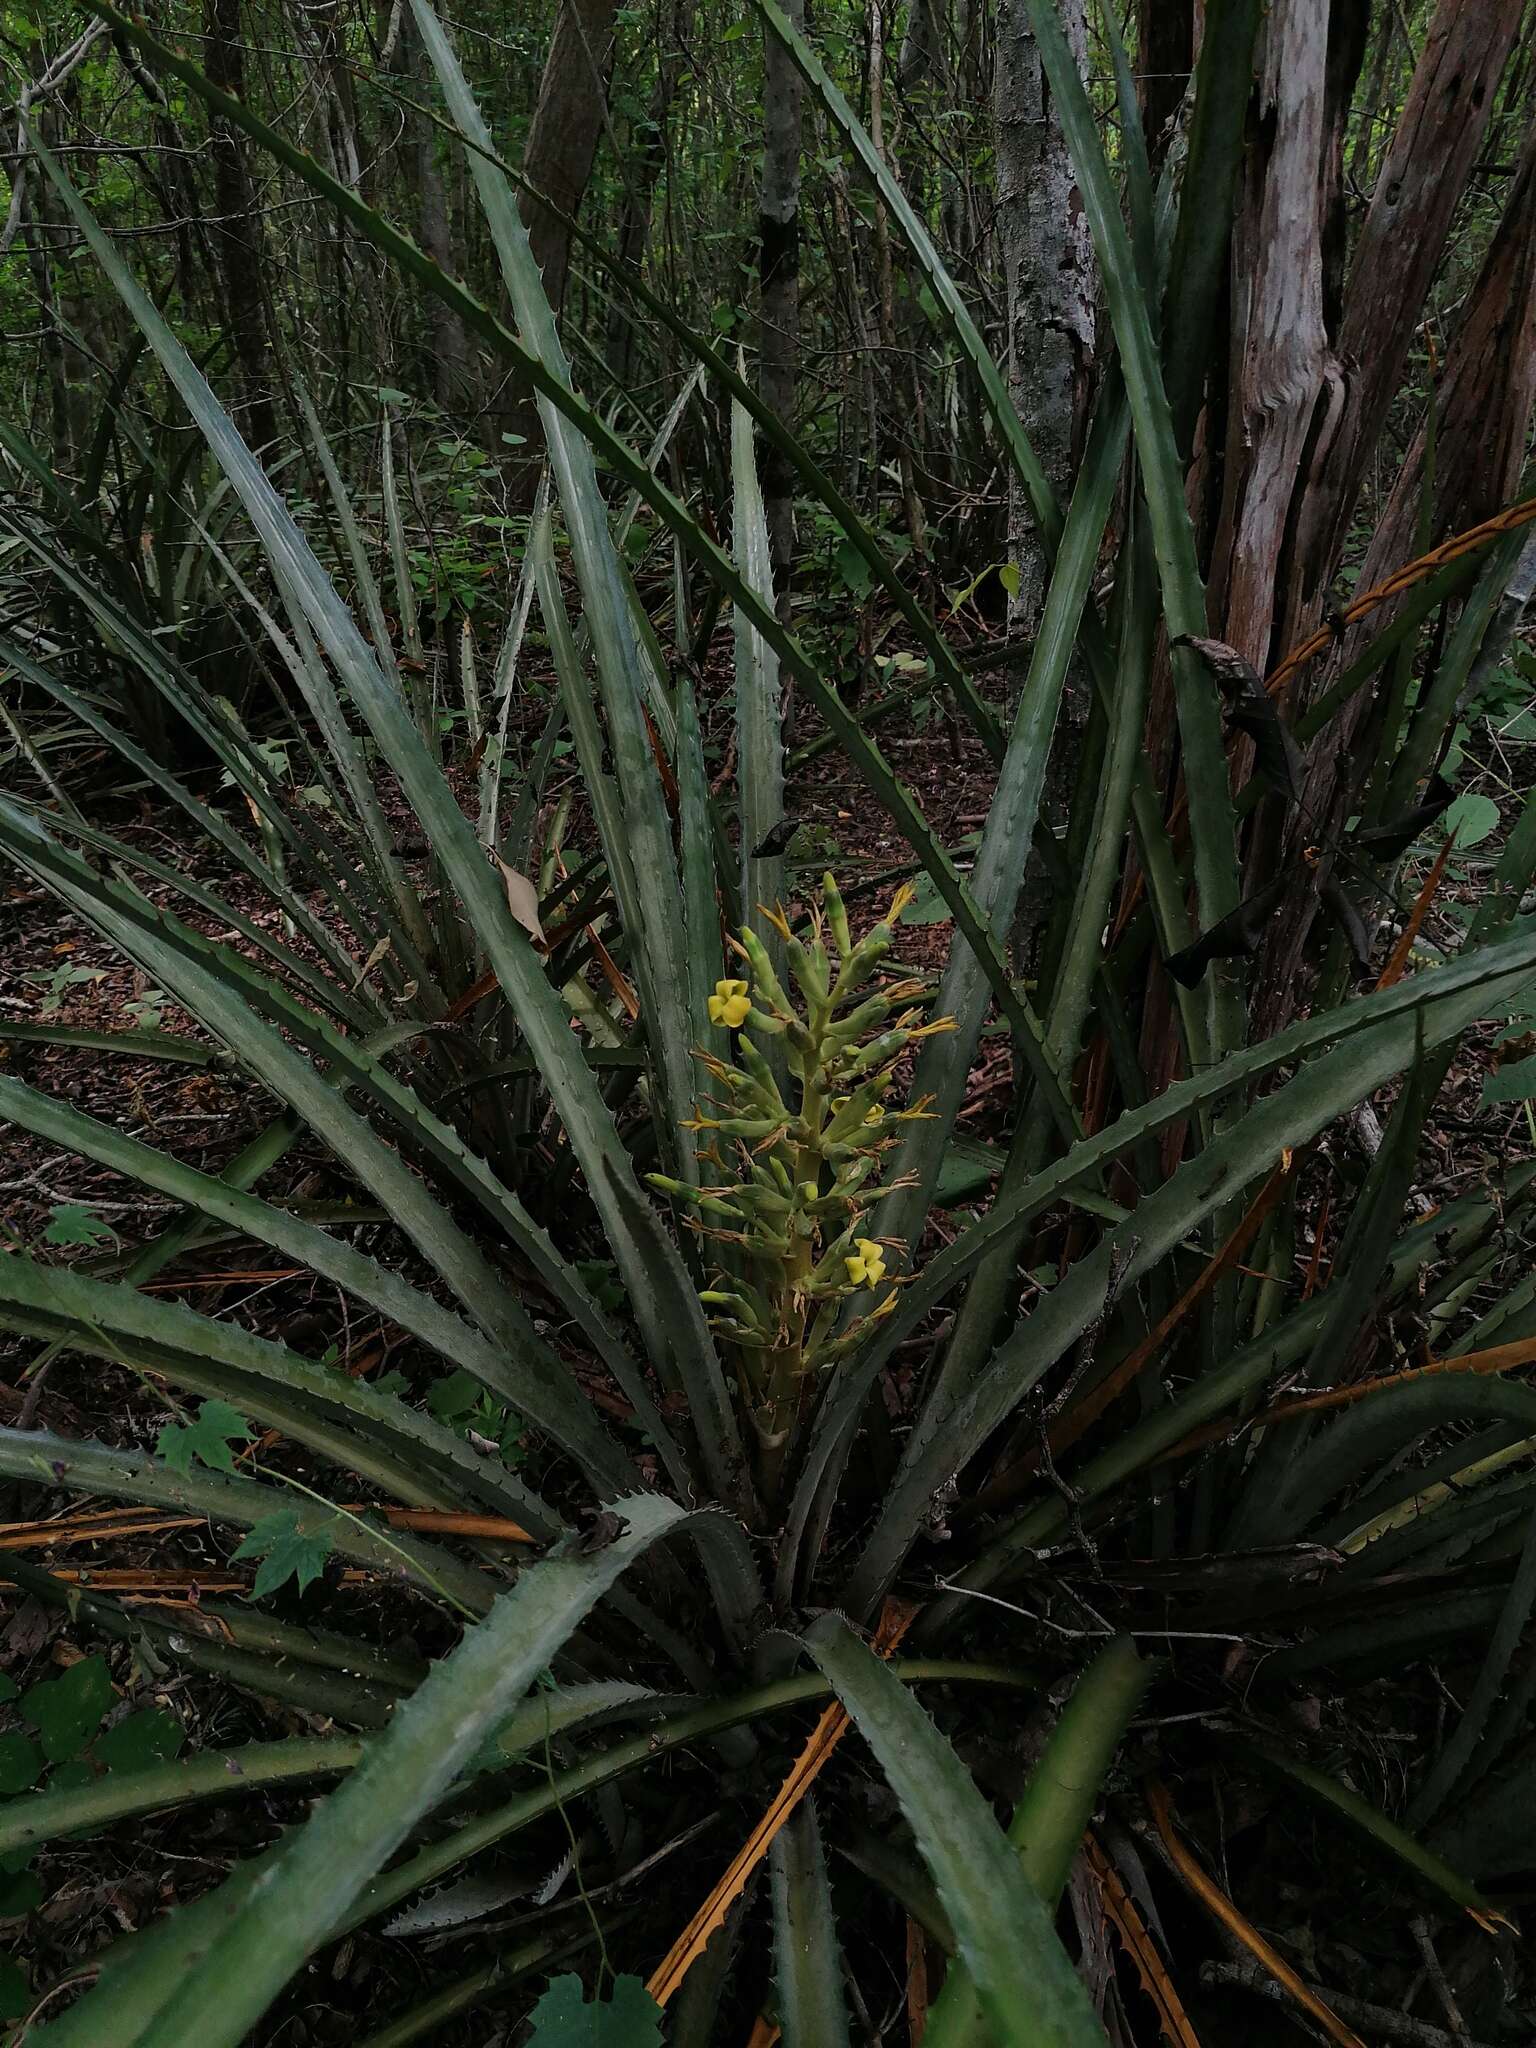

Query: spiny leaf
1351 775 1455 859
156 1399 256 1478
232 1510 338 1600
1163 875 1290 988
1173 632 1304 802
1319 876 1373 972
524 1973 665 2047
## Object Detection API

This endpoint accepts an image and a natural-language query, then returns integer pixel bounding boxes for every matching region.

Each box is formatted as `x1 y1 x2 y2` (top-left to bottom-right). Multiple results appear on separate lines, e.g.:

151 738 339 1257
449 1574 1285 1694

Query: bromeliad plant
653 877 952 1485
1 1 1536 2042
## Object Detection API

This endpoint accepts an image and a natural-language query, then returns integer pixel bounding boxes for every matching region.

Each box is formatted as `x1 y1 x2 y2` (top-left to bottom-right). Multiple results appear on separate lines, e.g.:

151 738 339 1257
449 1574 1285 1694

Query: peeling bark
1207 0 1345 676
1280 0 1525 654
1257 104 1536 1020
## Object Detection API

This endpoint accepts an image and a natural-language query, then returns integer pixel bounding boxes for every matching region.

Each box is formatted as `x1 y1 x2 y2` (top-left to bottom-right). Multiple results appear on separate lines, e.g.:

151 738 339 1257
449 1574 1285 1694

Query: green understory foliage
0 2 1533 2041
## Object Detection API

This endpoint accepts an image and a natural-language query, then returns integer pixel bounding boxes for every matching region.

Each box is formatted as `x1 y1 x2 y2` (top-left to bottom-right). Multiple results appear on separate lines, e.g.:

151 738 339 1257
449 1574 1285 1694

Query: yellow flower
708 978 752 1029
843 1237 887 1287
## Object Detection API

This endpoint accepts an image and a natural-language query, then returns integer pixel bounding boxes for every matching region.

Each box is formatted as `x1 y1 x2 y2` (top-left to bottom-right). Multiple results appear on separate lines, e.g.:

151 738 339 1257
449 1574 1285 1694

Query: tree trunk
1256 101 1536 1017
521 0 619 320
404 14 473 412
1277 0 1526 659
1206 0 1338 675
993 0 1095 954
605 0 692 387
1235 0 1527 1028
203 0 279 456
1135 0 1193 166
758 0 805 597
994 0 1094 634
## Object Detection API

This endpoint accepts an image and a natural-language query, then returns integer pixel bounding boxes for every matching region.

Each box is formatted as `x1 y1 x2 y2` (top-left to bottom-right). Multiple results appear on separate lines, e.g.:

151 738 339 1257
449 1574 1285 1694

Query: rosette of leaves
651 876 953 1490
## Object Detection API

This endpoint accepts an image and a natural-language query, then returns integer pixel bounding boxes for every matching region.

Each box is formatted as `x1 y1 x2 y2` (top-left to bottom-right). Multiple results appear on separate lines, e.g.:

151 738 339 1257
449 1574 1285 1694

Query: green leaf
1444 791 1501 848
0 1875 41 1916
232 1512 337 1600
45 1761 95 1794
0 1870 41 1916
923 1637 1150 2048
0 1733 44 1796
156 1400 256 1478
84 2 1070 1162
897 870 953 926
0 1423 492 1618
1247 1745 1499 1920
22 1656 114 1763
42 1203 118 1249
92 1708 185 1775
0 1956 28 2022
0 1675 17 1704
524 1973 665 2047
731 393 786 926
771 1807 851 2048
805 1616 1103 2048
425 1369 481 1425
65 1496 695 2046
1482 1052 1536 1105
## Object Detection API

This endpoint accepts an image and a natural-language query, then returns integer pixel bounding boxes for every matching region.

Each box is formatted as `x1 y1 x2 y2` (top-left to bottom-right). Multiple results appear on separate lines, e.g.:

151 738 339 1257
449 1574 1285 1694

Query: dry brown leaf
1376 830 1456 992
1085 1832 1201 2048
493 856 546 945
1146 1781 1365 2048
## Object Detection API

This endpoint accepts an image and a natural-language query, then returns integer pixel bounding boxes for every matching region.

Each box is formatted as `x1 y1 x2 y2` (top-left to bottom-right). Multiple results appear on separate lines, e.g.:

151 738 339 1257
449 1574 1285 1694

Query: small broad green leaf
45 1762 95 1795
997 561 1021 599
92 1708 184 1775
42 1204 118 1249
833 538 874 596
426 1368 482 1425
0 1956 28 2021
1482 1053 1536 1105
0 1734 43 1796
156 1400 257 1477
232 1512 337 1600
21 1657 114 1763
935 1136 1004 1208
0 1870 41 1916
1443 791 1501 849
524 1973 665 2047
0 1676 17 1704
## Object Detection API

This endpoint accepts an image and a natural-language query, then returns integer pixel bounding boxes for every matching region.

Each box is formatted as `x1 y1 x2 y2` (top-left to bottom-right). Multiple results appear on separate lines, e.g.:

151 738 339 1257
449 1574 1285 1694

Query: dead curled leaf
492 856 545 946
